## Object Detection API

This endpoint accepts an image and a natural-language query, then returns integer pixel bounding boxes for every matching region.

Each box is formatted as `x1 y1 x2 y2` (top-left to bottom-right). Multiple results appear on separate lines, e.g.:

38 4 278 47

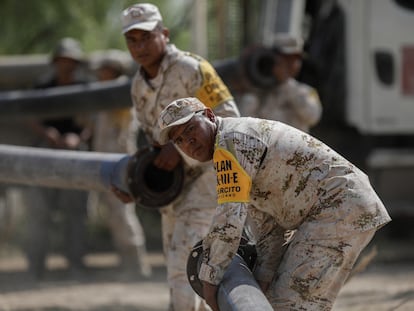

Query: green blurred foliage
0 0 192 55
0 0 249 60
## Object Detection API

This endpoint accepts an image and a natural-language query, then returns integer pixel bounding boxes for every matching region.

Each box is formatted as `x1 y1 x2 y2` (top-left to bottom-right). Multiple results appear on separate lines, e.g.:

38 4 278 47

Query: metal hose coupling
127 146 185 209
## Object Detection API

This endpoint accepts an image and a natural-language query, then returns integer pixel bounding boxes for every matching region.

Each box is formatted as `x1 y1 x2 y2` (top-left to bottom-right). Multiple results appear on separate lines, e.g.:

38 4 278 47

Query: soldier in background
22 37 91 278
112 3 240 310
239 33 322 134
90 49 151 278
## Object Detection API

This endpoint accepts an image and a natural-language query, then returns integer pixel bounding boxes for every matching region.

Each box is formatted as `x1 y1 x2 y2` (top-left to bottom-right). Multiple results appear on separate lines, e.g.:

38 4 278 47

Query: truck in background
223 0 414 219
297 0 414 218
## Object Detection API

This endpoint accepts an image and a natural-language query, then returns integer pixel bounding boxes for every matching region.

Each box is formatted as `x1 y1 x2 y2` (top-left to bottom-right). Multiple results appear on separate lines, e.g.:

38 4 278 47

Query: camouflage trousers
161 169 216 311
95 191 151 276
265 227 376 310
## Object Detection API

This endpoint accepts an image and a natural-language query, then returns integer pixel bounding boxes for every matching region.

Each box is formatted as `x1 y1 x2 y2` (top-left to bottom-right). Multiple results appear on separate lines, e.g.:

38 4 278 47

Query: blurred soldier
91 50 151 278
22 37 91 278
239 33 322 133
112 3 240 310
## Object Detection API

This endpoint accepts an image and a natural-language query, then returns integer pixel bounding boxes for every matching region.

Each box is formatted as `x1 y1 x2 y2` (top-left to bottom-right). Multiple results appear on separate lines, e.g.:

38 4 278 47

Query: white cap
121 3 163 34
271 33 304 55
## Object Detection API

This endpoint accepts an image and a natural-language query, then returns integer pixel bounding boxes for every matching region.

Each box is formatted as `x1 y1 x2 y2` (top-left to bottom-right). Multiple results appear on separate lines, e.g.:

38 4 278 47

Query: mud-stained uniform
130 44 240 310
92 93 150 276
199 117 391 310
239 78 322 133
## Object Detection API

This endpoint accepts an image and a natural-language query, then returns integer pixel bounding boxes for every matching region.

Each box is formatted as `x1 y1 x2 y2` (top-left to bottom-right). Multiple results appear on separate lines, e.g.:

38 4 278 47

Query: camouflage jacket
130 44 239 146
199 117 391 284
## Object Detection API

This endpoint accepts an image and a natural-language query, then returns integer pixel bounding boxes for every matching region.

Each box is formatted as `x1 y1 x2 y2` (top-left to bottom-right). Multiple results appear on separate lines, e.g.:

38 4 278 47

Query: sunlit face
53 57 79 75
273 54 302 80
124 27 169 75
272 54 290 83
169 110 217 162
97 66 119 81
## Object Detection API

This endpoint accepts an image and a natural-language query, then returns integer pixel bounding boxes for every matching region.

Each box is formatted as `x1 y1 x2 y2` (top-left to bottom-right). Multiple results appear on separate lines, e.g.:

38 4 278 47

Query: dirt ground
1 223 414 311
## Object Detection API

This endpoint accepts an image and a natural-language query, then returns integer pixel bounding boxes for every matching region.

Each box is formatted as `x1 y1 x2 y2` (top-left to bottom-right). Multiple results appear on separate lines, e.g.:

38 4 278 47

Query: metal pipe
0 47 276 121
187 240 272 311
0 55 50 90
0 144 185 209
0 79 131 120
217 254 273 311
0 144 130 193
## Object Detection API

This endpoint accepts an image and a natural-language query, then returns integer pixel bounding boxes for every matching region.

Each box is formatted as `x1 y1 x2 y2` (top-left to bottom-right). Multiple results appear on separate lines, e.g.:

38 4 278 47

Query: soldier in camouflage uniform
158 97 391 311
112 4 240 310
239 33 322 133
92 50 151 278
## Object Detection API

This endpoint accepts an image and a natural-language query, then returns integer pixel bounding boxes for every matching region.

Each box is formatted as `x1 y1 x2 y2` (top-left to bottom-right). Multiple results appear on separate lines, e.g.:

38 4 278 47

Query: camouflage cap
158 97 206 144
121 3 163 34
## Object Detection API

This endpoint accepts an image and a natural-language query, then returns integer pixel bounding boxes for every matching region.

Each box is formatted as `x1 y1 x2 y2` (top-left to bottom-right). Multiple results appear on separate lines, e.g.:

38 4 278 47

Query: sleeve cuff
199 262 225 286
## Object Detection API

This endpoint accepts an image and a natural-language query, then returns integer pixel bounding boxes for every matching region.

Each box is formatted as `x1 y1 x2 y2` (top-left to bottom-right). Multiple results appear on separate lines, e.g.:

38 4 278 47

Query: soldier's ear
162 28 170 42
205 108 215 122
